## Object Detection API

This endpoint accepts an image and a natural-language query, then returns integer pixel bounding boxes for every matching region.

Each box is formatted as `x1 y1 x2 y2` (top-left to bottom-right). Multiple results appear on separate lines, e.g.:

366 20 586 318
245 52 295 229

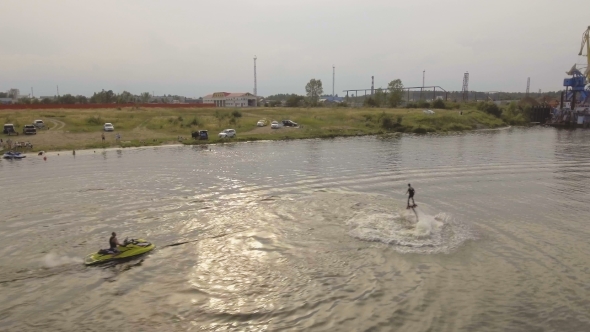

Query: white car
422 110 435 115
33 119 45 129
104 123 115 131
257 119 267 127
218 129 236 138
270 121 280 129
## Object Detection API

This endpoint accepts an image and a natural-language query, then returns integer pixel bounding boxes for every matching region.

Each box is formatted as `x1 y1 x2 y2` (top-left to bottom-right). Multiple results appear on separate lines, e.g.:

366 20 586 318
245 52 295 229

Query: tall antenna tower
371 76 374 95
526 77 530 97
57 85 60 98
462 72 469 101
332 65 335 97
253 56 257 107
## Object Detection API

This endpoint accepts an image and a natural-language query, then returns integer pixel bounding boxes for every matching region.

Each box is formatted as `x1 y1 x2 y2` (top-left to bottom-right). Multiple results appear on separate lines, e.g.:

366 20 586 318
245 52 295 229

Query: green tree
58 94 77 104
374 88 386 107
387 79 404 107
76 95 88 104
305 79 323 106
432 99 446 109
117 91 133 103
477 101 502 117
364 97 378 107
140 92 151 103
286 95 305 107
17 97 31 104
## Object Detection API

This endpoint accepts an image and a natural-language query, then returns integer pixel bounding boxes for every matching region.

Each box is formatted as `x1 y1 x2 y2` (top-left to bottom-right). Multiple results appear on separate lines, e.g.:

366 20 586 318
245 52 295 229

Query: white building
203 92 256 107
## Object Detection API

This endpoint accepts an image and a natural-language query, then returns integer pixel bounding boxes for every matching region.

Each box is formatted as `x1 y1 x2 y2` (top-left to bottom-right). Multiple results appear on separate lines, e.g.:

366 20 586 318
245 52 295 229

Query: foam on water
347 207 470 254
41 253 83 268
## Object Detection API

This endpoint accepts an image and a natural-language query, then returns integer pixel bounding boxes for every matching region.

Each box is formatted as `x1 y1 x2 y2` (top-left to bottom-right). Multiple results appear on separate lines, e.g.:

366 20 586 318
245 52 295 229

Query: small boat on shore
3 152 26 159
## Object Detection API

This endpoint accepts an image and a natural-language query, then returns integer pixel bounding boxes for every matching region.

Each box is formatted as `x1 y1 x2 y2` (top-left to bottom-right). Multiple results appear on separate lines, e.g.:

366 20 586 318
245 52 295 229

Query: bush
86 115 102 125
418 101 430 108
190 117 200 126
231 110 242 118
286 95 305 107
381 116 395 130
364 97 378 107
177 116 184 122
477 102 502 118
432 99 446 109
405 102 418 108
412 127 428 134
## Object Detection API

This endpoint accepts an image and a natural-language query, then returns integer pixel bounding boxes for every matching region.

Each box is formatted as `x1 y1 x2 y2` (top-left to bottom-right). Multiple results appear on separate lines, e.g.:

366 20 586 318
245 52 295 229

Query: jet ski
84 238 155 265
3 151 26 159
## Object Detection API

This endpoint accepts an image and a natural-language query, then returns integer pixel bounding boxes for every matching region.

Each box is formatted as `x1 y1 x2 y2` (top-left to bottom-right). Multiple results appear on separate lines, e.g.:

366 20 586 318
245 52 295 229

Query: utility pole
332 65 336 97
254 56 257 107
31 87 33 98
371 76 374 95
57 85 60 98
420 70 425 100
526 77 530 97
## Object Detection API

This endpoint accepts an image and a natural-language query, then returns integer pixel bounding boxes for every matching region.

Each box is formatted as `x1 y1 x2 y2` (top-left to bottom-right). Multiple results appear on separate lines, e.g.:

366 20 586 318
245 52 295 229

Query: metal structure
420 70 425 100
253 56 257 107
343 85 448 102
371 76 374 95
461 72 469 101
332 65 335 97
526 77 530 97
579 26 590 81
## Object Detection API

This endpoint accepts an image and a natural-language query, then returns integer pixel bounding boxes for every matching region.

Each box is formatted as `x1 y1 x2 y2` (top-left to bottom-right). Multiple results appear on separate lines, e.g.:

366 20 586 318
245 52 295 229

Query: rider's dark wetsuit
109 235 120 253
407 186 416 207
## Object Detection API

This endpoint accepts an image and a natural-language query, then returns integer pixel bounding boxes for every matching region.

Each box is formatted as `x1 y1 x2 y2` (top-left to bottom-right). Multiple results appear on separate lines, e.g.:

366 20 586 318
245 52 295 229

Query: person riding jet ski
109 232 123 255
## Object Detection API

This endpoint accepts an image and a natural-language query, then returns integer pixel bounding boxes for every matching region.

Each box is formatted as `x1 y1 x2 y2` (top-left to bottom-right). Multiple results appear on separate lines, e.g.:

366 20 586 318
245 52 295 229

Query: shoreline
4 126 518 157
1 107 516 154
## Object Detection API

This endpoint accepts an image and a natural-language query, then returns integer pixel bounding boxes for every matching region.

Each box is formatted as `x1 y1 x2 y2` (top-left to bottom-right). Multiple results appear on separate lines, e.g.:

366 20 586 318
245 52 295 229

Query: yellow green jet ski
85 238 155 265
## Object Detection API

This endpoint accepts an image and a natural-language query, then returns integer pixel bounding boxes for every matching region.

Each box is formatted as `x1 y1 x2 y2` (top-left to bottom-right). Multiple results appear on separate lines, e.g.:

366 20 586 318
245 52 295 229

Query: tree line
6 90 187 105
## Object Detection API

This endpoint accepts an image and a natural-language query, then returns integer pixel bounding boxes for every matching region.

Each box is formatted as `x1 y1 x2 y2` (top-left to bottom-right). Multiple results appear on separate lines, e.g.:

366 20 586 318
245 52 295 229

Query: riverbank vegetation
0 104 528 152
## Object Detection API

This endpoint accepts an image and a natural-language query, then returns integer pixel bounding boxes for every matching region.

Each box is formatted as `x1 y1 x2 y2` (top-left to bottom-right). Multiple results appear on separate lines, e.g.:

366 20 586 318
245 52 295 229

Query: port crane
579 26 590 82
563 26 590 106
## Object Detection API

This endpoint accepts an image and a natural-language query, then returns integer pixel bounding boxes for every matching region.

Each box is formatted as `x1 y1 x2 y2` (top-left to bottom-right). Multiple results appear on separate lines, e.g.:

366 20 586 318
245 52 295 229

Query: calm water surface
1 127 590 331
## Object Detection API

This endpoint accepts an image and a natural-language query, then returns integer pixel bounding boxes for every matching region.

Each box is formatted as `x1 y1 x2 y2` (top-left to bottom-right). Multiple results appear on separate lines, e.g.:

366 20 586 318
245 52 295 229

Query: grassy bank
0 106 506 152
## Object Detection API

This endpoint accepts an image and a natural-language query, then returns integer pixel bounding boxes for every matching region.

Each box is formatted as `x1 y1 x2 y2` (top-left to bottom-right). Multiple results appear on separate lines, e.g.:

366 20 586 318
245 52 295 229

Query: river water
1 127 590 331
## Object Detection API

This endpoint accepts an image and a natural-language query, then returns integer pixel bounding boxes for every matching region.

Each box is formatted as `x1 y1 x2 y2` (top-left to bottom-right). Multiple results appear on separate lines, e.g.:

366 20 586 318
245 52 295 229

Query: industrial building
203 92 256 107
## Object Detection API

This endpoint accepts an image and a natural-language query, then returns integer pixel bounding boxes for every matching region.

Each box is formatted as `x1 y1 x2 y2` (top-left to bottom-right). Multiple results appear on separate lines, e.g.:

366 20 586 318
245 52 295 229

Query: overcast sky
1 0 588 98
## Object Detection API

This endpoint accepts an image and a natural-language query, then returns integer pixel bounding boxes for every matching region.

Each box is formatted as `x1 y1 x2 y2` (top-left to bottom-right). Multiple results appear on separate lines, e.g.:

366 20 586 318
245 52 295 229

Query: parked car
218 129 236 138
257 119 268 127
422 109 435 115
33 120 45 129
23 124 37 135
104 123 115 131
282 120 298 127
191 130 209 140
271 121 280 129
3 124 18 136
